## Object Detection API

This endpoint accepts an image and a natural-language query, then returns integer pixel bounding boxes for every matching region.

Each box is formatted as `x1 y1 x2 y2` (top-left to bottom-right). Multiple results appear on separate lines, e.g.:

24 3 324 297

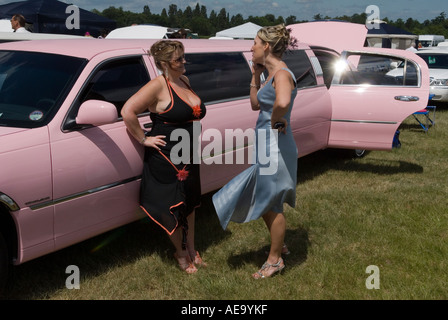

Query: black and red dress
140 77 206 247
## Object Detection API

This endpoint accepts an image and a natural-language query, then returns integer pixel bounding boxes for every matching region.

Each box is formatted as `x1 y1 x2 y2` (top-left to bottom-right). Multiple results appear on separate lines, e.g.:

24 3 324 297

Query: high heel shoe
174 253 198 274
192 251 207 267
252 258 285 279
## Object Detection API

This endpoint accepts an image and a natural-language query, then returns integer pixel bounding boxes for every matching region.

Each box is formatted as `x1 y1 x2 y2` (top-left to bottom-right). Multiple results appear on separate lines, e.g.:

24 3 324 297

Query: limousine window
0 51 85 129
185 52 252 103
312 48 340 88
337 53 419 86
79 57 150 115
283 50 318 88
63 57 149 130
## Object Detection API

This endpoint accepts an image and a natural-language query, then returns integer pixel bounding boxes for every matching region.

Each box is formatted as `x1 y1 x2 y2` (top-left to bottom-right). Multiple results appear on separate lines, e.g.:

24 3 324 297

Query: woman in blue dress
212 24 298 279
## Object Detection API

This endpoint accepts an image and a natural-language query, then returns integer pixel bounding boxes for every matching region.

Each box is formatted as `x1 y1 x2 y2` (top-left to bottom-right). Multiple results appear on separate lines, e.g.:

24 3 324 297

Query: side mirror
76 100 118 126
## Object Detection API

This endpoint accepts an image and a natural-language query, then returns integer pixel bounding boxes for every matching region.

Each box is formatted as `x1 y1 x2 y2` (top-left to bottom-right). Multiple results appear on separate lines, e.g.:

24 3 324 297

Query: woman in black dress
121 40 206 274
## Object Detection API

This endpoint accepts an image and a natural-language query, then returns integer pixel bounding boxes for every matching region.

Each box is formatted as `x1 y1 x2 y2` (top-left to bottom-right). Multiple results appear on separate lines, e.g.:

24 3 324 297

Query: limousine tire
0 232 8 297
338 149 367 158
354 149 366 158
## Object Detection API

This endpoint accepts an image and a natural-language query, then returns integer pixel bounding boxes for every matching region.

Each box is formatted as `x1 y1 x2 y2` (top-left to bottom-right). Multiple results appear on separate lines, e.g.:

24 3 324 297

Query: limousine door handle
394 95 420 102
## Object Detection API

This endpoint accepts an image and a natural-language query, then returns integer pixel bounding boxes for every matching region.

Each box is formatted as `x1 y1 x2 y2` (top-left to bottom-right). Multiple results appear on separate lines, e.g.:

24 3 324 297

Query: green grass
4 105 448 300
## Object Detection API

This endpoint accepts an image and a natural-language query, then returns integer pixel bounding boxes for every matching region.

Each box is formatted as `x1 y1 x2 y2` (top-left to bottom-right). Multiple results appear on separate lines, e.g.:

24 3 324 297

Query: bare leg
169 225 197 274
253 211 286 278
185 210 207 267
263 210 285 264
186 210 196 256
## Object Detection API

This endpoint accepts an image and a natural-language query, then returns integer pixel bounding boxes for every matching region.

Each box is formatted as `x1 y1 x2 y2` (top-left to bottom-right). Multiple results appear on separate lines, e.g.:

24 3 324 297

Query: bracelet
140 135 147 144
250 83 260 89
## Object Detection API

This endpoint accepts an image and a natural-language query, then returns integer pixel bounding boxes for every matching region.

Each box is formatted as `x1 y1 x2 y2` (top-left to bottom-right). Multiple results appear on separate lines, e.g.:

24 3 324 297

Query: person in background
212 24 298 279
406 42 417 52
121 40 207 274
10 14 30 33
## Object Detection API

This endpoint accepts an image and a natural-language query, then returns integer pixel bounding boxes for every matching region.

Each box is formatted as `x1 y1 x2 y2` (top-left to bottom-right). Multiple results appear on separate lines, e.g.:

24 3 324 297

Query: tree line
92 4 448 38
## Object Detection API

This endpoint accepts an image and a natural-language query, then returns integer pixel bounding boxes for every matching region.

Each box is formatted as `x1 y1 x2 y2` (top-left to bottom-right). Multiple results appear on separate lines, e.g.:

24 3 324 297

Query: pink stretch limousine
0 22 429 290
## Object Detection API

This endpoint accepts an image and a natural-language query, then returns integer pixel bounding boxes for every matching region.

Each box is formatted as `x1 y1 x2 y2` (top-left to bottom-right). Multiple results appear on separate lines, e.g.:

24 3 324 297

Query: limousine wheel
354 149 366 157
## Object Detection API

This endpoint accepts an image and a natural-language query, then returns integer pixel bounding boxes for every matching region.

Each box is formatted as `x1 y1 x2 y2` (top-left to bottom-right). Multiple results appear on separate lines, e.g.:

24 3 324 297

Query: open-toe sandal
174 253 198 274
192 251 207 267
252 258 285 279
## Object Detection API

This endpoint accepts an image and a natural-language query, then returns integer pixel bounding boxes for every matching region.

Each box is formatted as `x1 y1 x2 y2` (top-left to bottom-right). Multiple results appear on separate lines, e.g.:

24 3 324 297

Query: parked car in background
418 50 448 103
388 49 448 103
0 34 429 291
418 34 445 48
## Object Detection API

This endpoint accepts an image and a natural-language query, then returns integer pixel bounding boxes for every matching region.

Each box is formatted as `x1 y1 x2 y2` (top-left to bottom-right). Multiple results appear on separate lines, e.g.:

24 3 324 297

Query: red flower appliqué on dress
191 105 202 118
177 168 189 181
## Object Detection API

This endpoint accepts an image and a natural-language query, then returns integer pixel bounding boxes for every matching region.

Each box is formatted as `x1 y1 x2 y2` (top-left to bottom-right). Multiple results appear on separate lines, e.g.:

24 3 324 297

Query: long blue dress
212 68 298 230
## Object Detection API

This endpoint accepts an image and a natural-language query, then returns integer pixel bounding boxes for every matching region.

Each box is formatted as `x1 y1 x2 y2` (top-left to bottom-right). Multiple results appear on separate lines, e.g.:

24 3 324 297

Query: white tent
215 22 261 39
106 25 168 39
0 19 12 32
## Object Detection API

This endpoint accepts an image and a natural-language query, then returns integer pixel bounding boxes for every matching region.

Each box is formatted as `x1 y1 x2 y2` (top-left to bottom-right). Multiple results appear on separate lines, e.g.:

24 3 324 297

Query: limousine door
327 48 430 151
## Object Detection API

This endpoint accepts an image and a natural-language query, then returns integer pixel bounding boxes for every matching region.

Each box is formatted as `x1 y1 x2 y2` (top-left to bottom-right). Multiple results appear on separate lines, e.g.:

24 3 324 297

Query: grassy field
3 104 447 301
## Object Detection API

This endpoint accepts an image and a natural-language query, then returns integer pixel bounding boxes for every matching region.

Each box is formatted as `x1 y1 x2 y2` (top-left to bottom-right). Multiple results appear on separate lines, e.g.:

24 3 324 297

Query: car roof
0 38 314 61
418 49 448 54
0 38 256 60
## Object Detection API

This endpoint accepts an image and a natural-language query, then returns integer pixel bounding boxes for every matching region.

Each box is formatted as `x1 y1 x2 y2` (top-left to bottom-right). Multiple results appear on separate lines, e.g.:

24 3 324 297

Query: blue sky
0 0 446 22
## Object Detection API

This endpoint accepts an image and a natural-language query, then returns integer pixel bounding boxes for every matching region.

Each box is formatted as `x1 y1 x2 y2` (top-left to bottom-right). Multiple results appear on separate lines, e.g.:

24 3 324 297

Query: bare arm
271 69 295 132
250 64 264 111
121 76 167 149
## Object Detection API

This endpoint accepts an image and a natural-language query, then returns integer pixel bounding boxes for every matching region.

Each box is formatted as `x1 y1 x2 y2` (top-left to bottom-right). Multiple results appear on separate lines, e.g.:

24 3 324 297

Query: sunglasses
171 55 186 64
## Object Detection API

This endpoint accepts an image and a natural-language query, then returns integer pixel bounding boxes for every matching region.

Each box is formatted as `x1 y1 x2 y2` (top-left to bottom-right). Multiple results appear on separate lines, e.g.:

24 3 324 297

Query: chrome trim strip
331 119 397 125
29 176 141 210
394 95 419 101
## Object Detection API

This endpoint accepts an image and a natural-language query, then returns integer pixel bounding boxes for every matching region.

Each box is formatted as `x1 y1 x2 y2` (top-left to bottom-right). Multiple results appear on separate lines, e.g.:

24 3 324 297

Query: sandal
252 258 285 279
192 251 207 267
174 253 198 274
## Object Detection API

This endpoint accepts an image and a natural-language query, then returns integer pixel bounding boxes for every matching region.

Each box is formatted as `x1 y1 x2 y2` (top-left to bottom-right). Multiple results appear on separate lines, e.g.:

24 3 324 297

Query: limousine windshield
0 51 85 129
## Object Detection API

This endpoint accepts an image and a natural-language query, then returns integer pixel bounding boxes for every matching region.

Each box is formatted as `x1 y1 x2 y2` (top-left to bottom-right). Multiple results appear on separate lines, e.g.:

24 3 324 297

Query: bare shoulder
180 74 191 85
275 68 293 80
273 69 295 90
149 74 166 90
136 74 166 96
275 68 295 87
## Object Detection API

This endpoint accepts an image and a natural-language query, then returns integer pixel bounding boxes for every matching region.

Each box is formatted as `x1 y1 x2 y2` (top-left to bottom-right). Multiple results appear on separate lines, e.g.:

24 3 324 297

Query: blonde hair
149 40 184 71
257 24 293 58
